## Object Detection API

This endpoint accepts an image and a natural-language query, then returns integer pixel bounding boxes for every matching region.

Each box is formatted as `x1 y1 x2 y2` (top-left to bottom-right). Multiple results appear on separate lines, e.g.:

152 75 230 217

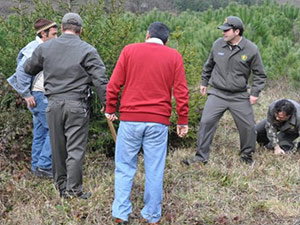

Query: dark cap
62 13 82 26
34 18 57 34
218 16 244 31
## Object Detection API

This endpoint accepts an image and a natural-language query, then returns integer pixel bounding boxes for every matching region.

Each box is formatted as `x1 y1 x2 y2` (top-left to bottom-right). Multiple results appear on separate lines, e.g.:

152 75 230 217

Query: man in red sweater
106 22 189 225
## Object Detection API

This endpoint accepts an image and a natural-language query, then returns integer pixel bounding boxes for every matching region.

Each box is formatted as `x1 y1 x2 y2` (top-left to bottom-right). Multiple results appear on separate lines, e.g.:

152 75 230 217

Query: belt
48 94 87 101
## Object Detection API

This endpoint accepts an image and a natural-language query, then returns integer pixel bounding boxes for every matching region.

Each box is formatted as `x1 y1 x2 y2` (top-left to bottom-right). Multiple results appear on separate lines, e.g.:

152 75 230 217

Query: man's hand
250 95 258 105
177 125 188 138
200 85 207 96
24 96 36 107
105 113 118 121
274 145 285 155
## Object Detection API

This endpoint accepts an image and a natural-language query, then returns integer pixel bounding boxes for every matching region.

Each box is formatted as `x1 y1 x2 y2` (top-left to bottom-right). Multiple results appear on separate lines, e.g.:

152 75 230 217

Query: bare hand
250 95 258 105
25 96 36 107
105 113 118 121
177 125 188 138
274 145 285 155
200 85 207 96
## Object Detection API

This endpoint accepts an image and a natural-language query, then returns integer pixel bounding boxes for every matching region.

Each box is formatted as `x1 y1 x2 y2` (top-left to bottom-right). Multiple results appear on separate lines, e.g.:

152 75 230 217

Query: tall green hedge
1 0 300 154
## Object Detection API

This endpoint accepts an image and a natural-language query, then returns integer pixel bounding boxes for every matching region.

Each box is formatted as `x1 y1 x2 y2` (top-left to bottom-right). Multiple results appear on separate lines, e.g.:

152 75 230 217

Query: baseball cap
62 13 83 26
218 16 244 31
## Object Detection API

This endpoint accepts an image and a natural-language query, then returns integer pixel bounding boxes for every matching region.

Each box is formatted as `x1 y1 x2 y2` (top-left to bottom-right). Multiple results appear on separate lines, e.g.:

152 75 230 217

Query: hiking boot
61 190 92 200
182 156 207 166
32 167 53 179
115 218 128 224
240 155 253 164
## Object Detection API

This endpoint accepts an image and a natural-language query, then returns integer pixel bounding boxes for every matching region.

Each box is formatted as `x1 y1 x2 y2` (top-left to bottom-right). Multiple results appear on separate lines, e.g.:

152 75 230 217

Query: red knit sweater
105 42 189 125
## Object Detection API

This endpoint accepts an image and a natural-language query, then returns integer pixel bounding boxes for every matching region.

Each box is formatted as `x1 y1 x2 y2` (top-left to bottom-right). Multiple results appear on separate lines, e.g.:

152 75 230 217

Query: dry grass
1 82 300 225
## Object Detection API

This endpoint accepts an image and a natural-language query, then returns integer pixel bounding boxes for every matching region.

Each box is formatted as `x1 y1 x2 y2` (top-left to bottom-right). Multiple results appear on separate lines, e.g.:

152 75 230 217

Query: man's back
25 33 107 101
106 42 188 125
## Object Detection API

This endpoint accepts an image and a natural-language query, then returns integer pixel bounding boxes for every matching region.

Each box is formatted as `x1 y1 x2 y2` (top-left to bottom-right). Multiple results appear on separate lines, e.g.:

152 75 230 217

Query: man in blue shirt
7 18 58 178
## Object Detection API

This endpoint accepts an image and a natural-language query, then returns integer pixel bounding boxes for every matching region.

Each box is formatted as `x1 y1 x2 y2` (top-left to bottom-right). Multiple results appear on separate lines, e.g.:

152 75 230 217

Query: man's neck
63 30 77 35
229 36 242 46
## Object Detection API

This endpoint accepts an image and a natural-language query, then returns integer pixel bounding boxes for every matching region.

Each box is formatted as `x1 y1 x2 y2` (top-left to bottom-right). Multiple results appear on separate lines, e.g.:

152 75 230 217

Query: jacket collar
60 33 81 39
221 36 246 50
289 111 297 125
35 36 43 44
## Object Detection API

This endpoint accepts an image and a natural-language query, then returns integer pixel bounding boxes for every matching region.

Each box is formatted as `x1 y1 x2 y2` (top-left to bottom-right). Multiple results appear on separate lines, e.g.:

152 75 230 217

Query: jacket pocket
70 107 87 114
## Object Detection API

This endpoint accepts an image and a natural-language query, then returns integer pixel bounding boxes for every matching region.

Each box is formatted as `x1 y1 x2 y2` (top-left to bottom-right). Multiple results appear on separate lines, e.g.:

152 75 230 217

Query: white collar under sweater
146 37 164 45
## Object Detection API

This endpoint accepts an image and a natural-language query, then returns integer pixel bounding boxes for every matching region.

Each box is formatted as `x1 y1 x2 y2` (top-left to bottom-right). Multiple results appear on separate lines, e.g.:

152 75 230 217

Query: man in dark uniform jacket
24 13 108 199
184 16 267 165
256 99 300 155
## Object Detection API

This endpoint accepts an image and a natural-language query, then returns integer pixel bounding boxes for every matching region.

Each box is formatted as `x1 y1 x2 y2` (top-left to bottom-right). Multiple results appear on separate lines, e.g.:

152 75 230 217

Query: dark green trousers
46 99 90 193
196 94 256 162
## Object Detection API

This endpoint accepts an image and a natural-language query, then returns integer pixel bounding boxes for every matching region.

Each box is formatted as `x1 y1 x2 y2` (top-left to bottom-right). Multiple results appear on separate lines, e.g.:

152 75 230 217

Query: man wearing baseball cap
24 13 108 199
7 18 58 178
183 16 267 165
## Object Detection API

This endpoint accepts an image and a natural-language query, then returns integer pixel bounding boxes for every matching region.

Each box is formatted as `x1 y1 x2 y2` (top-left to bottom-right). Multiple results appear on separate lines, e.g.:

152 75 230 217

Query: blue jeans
112 121 168 223
29 91 52 171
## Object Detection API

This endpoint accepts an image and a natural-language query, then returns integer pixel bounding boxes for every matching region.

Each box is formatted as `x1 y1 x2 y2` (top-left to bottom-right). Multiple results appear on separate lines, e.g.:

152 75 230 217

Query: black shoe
240 156 253 164
61 191 92 200
182 156 207 166
33 167 53 179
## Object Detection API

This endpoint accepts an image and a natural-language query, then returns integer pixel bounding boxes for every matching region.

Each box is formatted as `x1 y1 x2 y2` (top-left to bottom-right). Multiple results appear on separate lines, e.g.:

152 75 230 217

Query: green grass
1 81 300 225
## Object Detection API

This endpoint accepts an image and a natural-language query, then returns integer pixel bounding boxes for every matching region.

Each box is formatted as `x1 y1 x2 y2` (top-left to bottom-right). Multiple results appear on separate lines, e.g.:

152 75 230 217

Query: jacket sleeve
174 53 189 125
105 48 126 114
83 49 108 105
265 106 279 148
23 46 44 76
250 49 267 97
7 51 33 98
201 48 215 87
16 56 34 98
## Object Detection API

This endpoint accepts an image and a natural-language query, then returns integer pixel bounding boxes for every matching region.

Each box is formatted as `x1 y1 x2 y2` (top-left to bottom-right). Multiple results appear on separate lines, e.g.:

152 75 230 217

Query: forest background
1 0 300 224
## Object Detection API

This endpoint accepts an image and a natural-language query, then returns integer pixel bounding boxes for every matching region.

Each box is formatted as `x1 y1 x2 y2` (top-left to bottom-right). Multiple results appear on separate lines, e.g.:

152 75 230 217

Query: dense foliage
1 0 300 155
174 0 264 12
